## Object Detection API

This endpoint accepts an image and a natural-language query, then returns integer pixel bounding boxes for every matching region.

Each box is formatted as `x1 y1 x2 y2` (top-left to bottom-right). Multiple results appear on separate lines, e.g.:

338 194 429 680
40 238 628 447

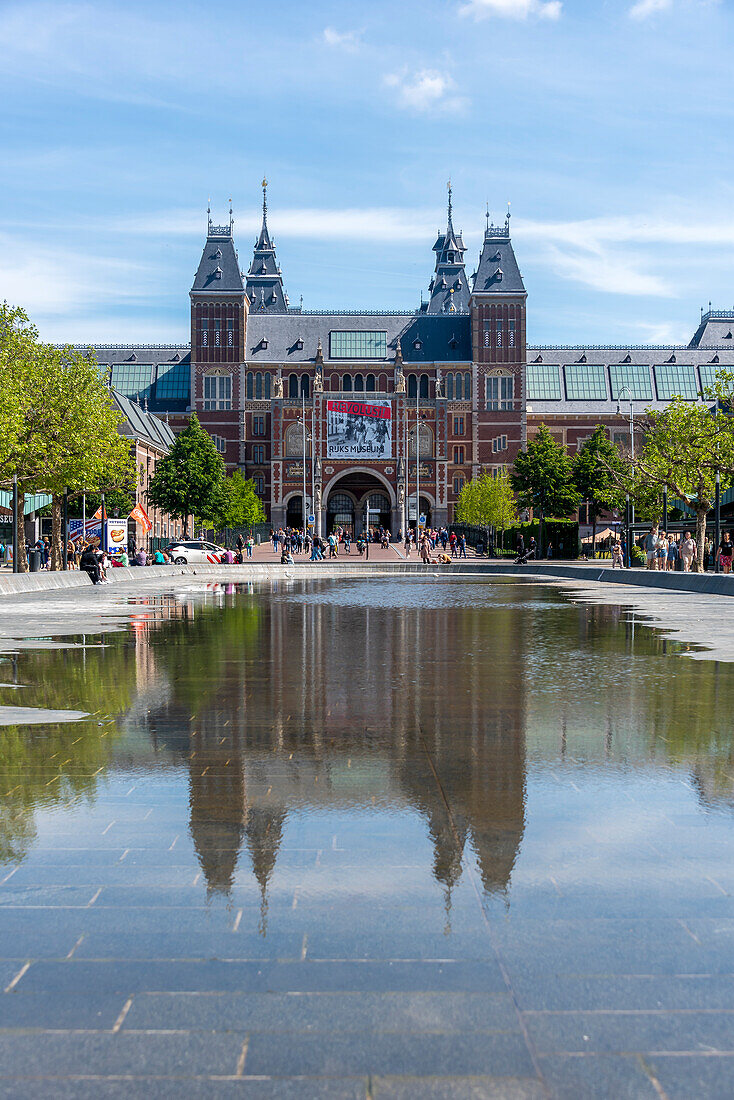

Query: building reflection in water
141 582 528 923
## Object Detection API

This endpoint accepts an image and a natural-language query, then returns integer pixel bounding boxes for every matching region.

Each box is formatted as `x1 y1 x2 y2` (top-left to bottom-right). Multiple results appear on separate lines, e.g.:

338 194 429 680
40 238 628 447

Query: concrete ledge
2 560 734 597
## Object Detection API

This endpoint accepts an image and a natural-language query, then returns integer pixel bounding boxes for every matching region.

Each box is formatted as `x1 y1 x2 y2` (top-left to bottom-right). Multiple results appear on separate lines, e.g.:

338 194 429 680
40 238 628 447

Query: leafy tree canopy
147 413 225 529
455 471 517 530
511 423 580 519
211 470 267 530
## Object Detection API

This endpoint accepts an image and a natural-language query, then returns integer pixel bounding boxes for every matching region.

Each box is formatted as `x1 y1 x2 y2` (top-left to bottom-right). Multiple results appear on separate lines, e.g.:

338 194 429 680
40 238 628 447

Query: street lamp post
364 503 369 560
715 469 721 573
616 385 635 565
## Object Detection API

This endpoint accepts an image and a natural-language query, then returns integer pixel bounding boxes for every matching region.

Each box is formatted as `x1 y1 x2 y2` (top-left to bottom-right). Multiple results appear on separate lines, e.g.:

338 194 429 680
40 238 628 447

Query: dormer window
449 335 458 349
448 251 454 263
259 337 269 350
215 248 222 258
494 268 503 282
214 266 222 279
296 337 304 350
413 339 423 350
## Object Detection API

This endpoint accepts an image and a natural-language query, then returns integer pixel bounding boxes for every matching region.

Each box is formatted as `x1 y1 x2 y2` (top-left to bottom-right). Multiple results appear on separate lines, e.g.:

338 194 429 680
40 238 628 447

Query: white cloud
460 0 562 21
383 69 467 114
322 27 361 51
629 0 673 19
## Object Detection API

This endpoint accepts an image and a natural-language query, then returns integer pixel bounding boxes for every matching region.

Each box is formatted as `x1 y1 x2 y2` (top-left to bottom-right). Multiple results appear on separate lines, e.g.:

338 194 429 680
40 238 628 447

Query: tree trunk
14 490 27 572
695 508 707 572
50 495 63 571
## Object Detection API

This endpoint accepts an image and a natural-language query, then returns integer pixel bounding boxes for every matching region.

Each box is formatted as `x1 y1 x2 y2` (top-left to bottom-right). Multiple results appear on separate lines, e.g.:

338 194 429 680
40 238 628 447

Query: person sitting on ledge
79 544 102 585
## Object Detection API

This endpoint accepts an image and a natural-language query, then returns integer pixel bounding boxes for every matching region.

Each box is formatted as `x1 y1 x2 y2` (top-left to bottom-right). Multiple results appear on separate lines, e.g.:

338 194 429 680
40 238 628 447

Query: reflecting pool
1 578 734 1098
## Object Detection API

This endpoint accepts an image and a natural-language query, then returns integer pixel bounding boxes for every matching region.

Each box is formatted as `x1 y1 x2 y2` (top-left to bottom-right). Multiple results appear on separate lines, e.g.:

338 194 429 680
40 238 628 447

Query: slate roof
112 390 176 451
191 228 244 294
427 186 470 314
524 345 734 417
72 345 191 413
472 220 526 296
688 312 734 348
244 182 288 314
245 312 471 364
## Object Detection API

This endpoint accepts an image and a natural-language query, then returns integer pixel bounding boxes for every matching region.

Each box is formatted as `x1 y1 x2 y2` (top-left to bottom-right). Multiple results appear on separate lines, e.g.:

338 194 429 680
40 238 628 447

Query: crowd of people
631 526 733 573
268 524 470 565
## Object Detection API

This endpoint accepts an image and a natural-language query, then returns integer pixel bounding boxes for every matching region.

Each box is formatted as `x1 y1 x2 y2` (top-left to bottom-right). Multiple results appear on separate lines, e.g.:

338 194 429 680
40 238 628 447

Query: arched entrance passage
285 494 304 529
325 471 396 537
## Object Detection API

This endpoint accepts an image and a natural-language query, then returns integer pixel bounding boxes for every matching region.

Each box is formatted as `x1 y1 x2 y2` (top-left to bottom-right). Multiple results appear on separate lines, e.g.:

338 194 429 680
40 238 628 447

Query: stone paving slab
121 991 520 1034
0 1080 368 1100
372 1078 546 1099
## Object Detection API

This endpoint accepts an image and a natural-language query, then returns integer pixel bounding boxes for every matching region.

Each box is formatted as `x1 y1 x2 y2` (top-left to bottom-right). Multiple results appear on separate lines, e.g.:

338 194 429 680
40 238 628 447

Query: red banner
129 502 152 532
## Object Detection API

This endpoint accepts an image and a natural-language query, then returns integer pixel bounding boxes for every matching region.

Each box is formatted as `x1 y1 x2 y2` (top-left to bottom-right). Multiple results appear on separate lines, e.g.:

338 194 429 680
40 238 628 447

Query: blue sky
1 0 732 347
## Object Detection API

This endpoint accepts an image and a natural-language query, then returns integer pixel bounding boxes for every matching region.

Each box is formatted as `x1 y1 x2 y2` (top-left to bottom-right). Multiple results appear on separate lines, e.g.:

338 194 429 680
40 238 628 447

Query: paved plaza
1 574 734 1097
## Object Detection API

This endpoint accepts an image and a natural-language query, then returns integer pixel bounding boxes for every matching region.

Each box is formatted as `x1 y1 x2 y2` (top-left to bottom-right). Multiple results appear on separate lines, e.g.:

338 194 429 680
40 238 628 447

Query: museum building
84 183 734 534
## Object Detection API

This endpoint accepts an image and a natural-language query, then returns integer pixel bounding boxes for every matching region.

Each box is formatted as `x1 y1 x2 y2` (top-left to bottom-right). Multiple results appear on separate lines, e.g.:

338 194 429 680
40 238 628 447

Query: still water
1 578 734 1097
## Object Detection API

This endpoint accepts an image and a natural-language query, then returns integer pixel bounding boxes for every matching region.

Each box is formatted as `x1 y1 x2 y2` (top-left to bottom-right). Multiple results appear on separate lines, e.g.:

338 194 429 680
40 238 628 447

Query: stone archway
324 469 397 537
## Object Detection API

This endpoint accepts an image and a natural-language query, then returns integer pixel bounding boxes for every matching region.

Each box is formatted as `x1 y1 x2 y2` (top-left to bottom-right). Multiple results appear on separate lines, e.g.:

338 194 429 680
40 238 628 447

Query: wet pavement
1 577 734 1097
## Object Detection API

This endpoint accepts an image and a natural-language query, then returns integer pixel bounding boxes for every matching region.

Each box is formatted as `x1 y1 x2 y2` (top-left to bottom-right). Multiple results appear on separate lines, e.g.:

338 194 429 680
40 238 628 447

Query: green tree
455 471 517 546
0 306 132 570
213 470 267 530
511 424 580 552
147 414 225 534
572 425 627 558
633 399 734 570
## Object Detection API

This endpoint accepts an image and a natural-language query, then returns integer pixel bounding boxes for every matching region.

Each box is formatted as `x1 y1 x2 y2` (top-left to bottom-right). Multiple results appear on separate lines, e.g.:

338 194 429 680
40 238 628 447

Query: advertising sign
326 400 391 460
68 518 101 546
106 520 128 554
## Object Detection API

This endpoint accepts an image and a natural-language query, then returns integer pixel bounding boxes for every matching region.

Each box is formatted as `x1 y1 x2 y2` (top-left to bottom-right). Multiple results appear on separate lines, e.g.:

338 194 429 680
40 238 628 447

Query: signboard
68 519 101 546
106 519 128 554
419 513 426 526
307 514 315 525
408 505 417 521
285 462 305 480
326 400 391 460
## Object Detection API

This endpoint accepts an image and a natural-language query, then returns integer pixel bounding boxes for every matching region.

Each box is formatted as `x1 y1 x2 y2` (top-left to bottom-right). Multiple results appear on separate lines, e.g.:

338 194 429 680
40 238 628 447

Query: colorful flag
129 502 152 532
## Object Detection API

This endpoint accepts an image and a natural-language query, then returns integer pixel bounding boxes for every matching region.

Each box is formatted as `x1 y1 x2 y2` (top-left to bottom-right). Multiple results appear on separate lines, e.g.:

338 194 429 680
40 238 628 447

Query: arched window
255 372 263 400
264 372 271 399
289 373 299 398
378 373 388 391
366 374 376 392
300 374 310 398
455 372 463 400
328 493 355 514
354 373 364 391
247 372 254 400
408 423 434 458
285 423 310 457
408 374 417 399
464 372 472 400
366 492 390 512
343 374 353 392
419 374 429 399
446 373 454 400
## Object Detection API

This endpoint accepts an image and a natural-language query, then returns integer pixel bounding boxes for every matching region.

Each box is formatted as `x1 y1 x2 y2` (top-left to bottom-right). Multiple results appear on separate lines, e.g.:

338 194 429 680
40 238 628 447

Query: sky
1 0 733 348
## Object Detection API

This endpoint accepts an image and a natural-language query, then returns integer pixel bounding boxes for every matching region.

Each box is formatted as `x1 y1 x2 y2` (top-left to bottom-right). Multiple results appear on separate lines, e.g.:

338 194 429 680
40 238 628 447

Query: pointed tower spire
426 184 469 313
245 178 288 313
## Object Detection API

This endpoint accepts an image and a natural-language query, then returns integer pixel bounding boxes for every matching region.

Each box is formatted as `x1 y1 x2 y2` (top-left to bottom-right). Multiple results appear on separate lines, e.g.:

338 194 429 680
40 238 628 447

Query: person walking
680 531 696 572
718 532 733 574
458 534 467 559
517 533 525 560
528 536 537 560
449 531 458 557
644 526 659 570
420 532 431 564
656 531 668 571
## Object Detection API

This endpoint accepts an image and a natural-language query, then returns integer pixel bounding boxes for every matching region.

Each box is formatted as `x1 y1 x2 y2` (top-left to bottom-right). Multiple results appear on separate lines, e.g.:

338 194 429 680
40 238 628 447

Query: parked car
164 540 225 564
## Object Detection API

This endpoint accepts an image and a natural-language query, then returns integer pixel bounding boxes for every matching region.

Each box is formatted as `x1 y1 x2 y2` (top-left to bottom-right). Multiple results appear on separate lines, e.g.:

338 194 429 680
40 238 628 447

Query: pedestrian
667 537 678 572
718 532 733 574
246 536 254 558
271 529 279 553
517 533 525 559
680 531 696 572
420 533 431 564
528 536 537 560
236 533 244 557
644 526 659 570
458 534 467 559
657 531 668 571
546 541 553 559
449 531 457 557
611 540 623 569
